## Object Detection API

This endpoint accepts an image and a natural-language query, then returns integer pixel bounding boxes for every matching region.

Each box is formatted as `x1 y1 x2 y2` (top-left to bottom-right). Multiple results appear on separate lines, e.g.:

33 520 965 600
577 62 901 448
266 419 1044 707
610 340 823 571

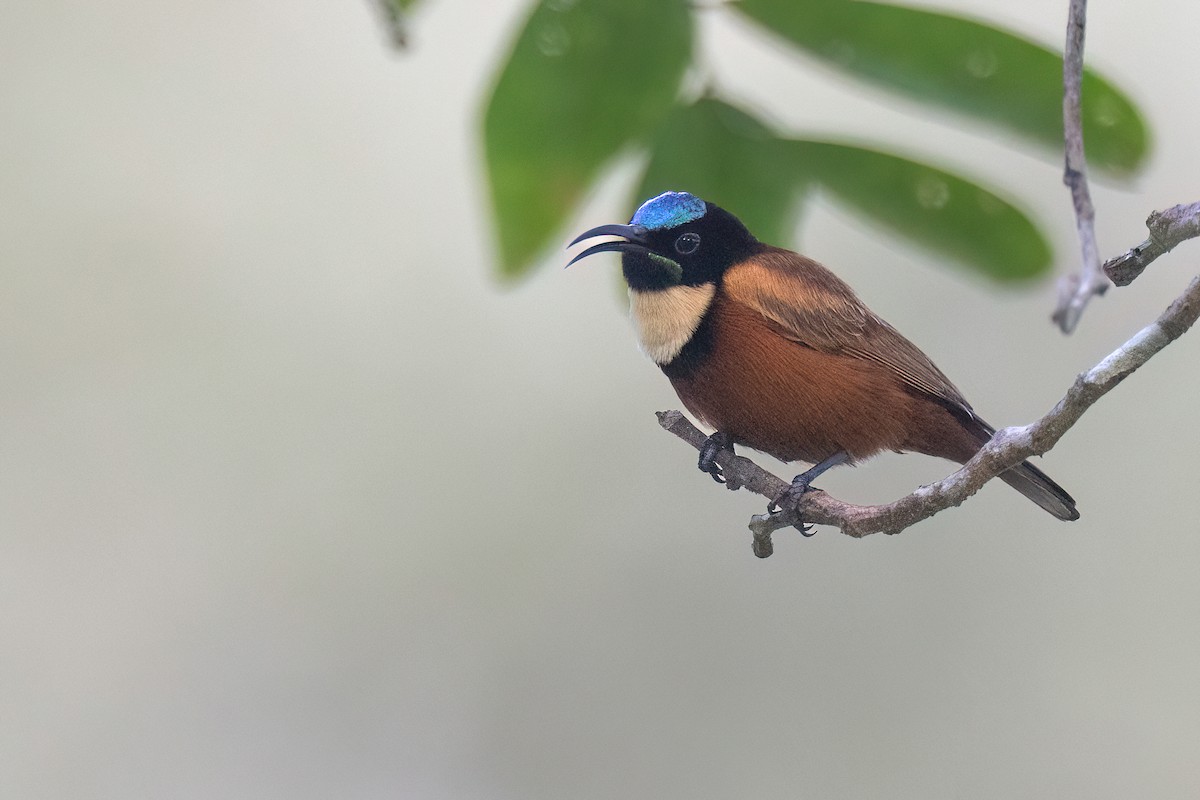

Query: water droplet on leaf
537 23 570 57
915 176 950 210
1090 97 1121 127
965 49 998 79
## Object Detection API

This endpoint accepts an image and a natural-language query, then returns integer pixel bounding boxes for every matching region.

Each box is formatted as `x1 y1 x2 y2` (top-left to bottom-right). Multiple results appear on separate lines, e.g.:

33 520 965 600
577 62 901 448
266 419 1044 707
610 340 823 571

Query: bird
567 190 1079 522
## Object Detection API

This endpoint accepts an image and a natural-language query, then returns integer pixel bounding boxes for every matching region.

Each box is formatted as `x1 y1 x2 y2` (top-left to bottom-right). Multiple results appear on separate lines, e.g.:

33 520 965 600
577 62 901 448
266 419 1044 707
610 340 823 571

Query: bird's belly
663 303 915 465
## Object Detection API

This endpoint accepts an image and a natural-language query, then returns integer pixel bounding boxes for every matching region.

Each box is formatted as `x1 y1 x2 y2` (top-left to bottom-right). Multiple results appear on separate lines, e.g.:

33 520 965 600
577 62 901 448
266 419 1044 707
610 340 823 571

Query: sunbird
569 191 1078 521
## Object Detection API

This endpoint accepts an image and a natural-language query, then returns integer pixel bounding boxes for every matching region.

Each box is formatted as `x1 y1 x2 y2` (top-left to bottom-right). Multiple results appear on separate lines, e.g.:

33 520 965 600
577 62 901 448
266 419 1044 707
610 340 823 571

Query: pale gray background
3 1 1199 798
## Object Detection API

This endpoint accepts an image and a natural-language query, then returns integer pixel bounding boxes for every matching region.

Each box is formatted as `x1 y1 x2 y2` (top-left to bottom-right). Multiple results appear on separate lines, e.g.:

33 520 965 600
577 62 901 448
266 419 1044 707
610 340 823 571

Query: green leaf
791 140 1051 281
638 98 1050 281
637 98 804 247
737 0 1149 175
483 0 692 279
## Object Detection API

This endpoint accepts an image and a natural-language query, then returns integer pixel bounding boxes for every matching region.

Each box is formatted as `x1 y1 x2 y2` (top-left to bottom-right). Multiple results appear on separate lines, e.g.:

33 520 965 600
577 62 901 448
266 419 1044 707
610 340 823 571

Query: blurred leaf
792 140 1051 280
639 98 1050 281
484 0 692 279
638 98 804 246
737 0 1149 175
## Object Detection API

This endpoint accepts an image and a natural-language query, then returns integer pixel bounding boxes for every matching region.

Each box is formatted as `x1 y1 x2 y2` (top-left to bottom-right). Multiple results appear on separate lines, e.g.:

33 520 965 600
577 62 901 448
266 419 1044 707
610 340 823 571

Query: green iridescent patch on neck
647 252 683 284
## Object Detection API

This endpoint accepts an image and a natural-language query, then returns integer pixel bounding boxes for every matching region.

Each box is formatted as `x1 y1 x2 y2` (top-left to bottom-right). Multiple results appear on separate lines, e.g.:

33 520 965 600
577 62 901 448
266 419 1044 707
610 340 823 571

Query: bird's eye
674 232 701 255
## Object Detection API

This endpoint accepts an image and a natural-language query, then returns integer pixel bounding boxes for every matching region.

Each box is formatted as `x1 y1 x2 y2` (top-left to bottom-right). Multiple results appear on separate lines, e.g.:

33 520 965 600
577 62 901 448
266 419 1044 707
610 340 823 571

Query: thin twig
659 271 1200 555
370 0 411 49
1053 0 1110 333
1104 202 1200 285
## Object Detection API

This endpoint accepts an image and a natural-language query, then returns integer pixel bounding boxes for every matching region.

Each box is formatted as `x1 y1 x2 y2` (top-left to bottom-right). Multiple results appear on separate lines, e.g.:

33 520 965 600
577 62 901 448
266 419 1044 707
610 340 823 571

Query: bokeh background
3 1 1200 797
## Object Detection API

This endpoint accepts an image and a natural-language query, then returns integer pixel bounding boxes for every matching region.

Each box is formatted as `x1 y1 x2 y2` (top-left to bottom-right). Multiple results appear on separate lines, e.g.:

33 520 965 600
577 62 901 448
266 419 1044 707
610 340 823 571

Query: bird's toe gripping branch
697 431 734 484
769 451 853 537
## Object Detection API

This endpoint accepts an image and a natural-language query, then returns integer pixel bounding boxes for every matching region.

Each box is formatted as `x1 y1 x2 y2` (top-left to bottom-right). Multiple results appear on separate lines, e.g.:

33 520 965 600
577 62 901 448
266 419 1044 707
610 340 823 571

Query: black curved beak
565 223 652 268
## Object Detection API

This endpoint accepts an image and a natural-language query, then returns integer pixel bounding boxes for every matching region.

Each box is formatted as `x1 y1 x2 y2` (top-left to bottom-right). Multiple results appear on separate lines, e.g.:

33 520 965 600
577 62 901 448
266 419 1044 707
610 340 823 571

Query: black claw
698 453 725 483
767 496 817 538
697 431 733 484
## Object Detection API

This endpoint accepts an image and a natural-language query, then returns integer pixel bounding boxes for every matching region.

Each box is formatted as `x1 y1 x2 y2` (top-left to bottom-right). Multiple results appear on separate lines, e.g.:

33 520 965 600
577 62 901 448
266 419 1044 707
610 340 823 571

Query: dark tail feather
946 408 1080 521
999 460 1080 521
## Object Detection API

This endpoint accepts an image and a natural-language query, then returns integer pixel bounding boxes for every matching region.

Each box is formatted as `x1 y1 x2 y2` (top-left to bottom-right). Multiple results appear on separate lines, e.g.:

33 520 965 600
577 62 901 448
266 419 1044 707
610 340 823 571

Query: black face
567 202 761 291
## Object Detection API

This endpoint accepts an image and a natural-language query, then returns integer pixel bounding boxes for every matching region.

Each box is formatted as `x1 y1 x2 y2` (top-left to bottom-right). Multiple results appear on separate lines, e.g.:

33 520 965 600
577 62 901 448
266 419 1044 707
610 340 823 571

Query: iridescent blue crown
630 191 707 231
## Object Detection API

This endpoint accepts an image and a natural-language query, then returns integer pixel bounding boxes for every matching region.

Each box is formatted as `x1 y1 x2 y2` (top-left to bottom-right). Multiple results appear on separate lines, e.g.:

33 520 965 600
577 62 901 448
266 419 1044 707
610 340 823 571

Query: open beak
565 223 652 268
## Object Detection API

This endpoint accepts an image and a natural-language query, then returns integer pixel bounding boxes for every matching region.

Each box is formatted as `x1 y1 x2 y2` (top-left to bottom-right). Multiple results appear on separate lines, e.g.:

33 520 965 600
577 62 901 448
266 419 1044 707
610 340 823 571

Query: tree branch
659 269 1200 556
1053 0 1110 334
1104 202 1200 285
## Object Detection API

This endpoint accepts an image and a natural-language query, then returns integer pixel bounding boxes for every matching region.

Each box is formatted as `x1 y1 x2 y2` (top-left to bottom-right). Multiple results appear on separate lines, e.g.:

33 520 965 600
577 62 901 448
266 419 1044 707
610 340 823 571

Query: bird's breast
660 291 917 464
628 283 716 365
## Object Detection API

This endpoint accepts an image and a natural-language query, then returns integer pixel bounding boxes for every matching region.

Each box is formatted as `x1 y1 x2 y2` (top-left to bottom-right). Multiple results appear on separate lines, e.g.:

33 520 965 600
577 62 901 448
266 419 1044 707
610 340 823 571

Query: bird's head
567 191 759 291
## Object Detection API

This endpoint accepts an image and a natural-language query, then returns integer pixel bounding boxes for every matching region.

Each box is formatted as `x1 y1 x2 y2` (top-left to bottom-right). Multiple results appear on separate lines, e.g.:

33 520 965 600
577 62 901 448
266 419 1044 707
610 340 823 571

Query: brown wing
722 247 972 411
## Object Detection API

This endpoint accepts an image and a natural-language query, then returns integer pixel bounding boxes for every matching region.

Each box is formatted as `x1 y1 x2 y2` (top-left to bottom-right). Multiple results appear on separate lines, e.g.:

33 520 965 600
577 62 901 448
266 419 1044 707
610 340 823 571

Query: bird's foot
769 475 819 537
768 452 853 537
697 431 734 484
777 472 818 506
766 493 816 537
